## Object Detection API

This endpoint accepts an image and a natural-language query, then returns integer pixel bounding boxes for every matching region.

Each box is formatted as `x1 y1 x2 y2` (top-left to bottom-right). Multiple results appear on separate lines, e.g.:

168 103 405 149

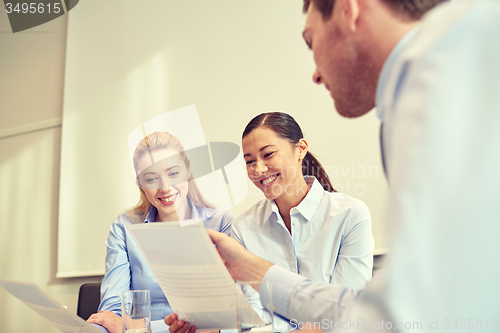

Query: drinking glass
121 290 151 333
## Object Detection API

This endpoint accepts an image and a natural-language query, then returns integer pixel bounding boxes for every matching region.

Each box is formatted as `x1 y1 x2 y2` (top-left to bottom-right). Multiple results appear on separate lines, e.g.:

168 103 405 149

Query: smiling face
136 148 190 221
243 127 308 202
302 1 378 118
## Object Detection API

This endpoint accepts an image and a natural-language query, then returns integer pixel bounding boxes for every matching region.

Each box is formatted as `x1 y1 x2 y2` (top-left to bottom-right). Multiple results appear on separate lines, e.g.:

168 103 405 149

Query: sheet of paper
126 220 265 331
0 278 103 333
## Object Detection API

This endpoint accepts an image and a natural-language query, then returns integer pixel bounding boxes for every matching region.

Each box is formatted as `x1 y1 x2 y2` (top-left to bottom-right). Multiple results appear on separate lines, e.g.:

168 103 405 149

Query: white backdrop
57 0 389 278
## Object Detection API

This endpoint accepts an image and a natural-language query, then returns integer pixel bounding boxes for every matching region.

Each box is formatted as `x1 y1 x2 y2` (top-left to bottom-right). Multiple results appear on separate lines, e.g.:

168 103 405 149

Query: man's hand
207 230 274 284
87 310 122 333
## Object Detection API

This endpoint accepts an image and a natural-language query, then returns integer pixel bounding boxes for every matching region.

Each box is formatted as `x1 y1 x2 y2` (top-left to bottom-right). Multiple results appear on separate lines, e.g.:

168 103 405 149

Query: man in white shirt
167 0 500 331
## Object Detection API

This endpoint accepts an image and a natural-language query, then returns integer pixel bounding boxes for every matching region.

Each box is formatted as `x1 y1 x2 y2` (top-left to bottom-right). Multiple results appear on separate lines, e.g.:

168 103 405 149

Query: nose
313 68 323 85
253 161 268 176
158 174 170 190
159 160 170 190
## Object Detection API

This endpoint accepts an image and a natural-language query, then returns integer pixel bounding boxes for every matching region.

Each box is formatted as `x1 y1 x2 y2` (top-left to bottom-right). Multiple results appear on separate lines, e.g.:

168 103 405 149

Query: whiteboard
57 0 388 277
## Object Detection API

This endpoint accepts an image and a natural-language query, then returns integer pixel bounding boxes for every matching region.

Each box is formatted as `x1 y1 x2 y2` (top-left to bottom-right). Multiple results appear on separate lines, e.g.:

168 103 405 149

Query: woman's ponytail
302 152 336 192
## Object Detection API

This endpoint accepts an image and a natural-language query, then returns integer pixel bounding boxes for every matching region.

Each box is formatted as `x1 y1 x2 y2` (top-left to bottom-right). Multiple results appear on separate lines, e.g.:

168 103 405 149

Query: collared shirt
232 177 373 332
260 1 500 331
96 199 233 333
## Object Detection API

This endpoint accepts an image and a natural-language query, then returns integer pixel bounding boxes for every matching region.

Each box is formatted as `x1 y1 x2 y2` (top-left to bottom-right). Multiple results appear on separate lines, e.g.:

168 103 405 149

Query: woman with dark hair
165 113 373 333
233 112 374 332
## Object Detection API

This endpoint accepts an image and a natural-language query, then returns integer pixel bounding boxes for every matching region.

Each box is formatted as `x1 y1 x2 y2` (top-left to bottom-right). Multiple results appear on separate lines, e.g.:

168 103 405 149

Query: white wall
0 9 101 333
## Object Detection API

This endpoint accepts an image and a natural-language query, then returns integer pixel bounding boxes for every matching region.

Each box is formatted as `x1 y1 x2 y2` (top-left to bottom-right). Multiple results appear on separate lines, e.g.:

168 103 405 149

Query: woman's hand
165 313 196 333
87 310 123 333
165 313 219 333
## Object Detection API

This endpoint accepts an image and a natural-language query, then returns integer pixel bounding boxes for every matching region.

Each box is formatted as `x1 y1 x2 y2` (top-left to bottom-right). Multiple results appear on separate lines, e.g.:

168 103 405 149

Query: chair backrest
77 283 101 320
373 253 387 277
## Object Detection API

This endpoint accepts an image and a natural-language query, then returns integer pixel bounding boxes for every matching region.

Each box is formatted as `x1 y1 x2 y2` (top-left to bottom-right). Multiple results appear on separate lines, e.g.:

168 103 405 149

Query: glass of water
121 290 151 333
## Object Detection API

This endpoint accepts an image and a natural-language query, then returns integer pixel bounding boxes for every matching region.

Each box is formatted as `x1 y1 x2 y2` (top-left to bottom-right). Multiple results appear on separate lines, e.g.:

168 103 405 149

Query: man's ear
297 139 309 161
336 0 360 33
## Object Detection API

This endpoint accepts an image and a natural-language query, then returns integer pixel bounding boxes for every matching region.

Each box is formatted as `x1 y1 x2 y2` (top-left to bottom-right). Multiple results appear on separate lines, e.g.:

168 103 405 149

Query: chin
262 188 284 201
335 99 374 119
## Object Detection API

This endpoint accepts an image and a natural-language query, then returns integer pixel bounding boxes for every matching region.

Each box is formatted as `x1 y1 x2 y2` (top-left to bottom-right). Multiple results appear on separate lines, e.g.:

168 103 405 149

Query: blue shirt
260 1 500 330
97 199 233 333
232 177 373 332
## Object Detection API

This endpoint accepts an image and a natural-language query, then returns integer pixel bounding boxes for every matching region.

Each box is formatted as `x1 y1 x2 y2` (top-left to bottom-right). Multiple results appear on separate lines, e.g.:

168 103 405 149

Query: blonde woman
88 132 233 333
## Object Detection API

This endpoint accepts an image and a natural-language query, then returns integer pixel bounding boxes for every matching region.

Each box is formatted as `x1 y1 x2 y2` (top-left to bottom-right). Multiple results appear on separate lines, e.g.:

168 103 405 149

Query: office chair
373 253 387 276
77 283 101 320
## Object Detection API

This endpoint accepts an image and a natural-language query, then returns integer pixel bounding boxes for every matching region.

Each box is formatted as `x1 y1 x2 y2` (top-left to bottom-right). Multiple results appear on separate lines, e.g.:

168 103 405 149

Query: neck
275 177 310 232
359 1 420 90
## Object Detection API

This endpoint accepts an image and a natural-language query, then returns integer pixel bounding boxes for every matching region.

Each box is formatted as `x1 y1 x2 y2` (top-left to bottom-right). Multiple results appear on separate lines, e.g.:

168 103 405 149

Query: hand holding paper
206 230 274 285
125 220 266 331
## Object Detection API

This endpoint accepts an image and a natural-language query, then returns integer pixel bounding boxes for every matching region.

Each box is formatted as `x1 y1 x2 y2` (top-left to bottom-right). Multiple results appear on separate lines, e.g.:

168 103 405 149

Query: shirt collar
294 176 324 221
144 205 157 223
263 176 324 223
376 27 418 122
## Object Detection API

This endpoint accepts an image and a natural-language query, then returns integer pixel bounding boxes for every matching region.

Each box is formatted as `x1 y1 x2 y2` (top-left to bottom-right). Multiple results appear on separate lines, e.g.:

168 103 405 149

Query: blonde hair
128 131 215 223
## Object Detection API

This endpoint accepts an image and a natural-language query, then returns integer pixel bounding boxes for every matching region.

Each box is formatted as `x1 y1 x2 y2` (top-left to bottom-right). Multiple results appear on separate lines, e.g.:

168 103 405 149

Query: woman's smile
158 192 178 205
260 173 280 187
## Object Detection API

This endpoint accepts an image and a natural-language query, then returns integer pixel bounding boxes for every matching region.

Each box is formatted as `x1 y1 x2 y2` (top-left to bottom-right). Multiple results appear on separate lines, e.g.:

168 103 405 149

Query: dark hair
303 0 447 21
243 112 336 193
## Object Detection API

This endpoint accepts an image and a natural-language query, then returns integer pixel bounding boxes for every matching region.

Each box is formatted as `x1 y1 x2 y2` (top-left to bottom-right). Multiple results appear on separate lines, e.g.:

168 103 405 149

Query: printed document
0 278 103 333
126 220 264 331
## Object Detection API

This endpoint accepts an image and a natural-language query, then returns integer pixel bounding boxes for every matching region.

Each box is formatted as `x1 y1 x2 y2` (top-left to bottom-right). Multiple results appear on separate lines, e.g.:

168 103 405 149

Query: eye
145 177 158 183
168 171 179 177
264 152 275 158
245 160 255 166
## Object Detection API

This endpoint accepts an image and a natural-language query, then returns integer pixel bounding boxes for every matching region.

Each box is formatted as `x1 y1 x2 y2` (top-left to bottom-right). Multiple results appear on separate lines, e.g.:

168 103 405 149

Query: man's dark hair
303 0 448 21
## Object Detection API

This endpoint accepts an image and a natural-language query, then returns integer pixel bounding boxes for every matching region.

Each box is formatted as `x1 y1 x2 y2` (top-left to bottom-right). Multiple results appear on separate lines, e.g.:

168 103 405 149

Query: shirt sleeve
219 211 234 236
330 201 374 290
91 323 110 333
151 319 169 333
98 216 132 316
229 217 244 246
261 265 360 325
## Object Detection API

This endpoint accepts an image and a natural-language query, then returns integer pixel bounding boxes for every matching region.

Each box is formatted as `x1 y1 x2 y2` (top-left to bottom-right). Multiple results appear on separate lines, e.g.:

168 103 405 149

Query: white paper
125 220 265 331
0 278 103 333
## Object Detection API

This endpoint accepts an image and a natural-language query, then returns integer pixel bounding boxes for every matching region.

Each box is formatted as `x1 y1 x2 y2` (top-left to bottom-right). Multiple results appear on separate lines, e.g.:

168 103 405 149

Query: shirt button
293 222 297 226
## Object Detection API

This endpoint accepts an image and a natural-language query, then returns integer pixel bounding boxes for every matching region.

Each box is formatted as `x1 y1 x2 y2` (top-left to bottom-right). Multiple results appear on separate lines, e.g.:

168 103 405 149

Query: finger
176 322 191 333
165 313 178 326
188 325 197 333
169 319 186 333
87 313 101 322
206 230 225 245
88 315 104 325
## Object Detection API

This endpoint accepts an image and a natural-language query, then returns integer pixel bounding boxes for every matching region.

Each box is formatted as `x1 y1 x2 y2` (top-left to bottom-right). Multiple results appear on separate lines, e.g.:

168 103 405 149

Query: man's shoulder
407 1 495 60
